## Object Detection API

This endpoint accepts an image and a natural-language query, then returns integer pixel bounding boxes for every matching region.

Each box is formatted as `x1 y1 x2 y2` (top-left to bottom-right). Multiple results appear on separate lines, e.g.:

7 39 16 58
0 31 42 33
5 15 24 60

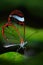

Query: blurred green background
0 0 43 17
0 0 43 65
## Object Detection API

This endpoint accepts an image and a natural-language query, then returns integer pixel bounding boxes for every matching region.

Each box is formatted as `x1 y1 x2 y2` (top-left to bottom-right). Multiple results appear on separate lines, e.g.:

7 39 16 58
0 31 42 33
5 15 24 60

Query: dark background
0 0 43 28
